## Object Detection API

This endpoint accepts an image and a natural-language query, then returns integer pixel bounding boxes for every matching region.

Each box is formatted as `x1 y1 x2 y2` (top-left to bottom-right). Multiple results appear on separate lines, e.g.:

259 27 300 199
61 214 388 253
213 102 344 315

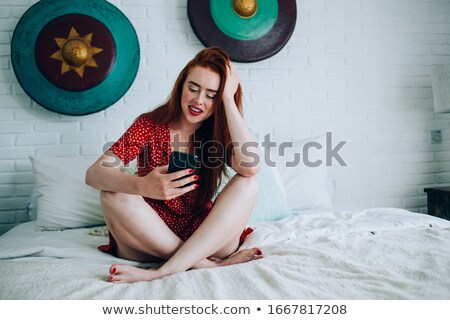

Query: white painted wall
0 0 449 234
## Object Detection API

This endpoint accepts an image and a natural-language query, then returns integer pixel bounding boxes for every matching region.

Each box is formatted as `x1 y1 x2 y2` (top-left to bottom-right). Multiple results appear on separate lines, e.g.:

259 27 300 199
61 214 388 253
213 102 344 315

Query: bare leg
109 175 261 283
101 190 216 267
101 190 183 262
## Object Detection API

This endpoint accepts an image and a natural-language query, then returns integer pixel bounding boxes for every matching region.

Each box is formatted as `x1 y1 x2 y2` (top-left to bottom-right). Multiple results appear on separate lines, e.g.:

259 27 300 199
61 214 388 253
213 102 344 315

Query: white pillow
215 132 293 223
31 156 104 231
215 157 294 223
268 134 333 210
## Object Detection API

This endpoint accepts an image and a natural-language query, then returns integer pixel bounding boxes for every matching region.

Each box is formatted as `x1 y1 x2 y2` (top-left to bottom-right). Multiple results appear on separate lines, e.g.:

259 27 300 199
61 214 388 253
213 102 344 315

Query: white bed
1 207 450 299
1 141 449 300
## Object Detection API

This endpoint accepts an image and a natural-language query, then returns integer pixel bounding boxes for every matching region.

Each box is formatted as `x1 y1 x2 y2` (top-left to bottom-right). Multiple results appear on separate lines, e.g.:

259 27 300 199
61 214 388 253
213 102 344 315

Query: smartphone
167 151 198 187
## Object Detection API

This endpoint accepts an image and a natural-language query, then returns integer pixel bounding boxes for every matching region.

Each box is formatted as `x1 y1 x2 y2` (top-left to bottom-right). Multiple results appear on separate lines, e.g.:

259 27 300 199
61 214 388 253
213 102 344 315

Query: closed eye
189 86 216 99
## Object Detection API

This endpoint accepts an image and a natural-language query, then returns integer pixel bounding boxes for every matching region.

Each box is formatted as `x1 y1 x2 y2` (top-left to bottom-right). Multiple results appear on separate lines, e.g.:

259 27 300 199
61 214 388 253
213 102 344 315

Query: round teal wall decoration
11 0 140 116
188 0 297 63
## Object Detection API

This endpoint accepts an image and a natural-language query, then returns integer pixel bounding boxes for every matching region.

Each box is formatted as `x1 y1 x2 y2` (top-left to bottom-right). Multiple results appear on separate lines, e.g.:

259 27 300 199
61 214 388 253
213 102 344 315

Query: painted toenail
257 250 262 255
112 268 116 274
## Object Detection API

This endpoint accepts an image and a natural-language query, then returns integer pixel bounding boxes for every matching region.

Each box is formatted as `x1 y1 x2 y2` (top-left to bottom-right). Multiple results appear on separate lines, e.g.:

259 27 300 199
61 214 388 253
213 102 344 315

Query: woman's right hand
137 165 198 200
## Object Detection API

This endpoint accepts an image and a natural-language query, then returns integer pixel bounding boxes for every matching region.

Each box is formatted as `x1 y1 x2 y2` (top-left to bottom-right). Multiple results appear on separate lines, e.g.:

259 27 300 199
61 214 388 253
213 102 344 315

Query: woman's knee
100 191 134 208
101 190 119 203
100 191 136 222
232 174 259 195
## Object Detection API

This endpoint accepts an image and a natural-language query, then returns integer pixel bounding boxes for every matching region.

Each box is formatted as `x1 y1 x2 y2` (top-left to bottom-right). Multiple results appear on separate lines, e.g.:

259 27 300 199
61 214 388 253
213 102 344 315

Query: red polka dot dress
98 115 252 255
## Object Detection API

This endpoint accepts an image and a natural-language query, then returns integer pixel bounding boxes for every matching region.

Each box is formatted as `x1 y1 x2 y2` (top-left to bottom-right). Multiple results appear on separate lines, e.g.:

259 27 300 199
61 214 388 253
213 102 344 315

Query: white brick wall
0 0 449 234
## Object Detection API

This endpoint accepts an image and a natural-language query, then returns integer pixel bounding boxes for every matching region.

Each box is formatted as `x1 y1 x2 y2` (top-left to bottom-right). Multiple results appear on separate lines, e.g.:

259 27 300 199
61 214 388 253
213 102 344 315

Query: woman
85 47 262 283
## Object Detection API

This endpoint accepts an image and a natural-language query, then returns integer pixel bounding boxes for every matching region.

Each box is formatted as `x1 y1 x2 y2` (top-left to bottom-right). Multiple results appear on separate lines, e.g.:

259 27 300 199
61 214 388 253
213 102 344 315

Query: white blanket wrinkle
0 207 449 299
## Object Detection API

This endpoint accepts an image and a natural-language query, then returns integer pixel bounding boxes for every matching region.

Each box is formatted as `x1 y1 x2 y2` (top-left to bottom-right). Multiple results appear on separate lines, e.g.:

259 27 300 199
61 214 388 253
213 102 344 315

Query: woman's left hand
222 63 240 102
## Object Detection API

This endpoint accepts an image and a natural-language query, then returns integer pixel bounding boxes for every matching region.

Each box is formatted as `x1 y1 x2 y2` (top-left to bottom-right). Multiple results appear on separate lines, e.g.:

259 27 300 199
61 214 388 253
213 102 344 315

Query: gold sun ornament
49 27 103 78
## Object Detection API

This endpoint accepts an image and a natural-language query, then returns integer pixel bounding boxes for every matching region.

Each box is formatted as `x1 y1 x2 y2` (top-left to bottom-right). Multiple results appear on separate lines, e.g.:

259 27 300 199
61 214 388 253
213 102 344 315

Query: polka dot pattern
98 115 252 255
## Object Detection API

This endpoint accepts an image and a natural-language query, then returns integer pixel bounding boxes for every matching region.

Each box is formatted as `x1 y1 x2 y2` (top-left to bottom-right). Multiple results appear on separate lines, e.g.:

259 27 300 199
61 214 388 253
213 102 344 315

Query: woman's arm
85 151 198 200
222 64 260 177
85 151 142 195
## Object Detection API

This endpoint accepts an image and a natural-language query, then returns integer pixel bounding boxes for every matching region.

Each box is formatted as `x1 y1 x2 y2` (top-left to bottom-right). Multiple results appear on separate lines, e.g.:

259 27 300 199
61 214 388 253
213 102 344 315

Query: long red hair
143 47 243 212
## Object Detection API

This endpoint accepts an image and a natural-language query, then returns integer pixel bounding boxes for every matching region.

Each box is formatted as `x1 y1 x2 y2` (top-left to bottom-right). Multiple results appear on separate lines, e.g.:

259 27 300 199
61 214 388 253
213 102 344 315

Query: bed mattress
0 207 449 299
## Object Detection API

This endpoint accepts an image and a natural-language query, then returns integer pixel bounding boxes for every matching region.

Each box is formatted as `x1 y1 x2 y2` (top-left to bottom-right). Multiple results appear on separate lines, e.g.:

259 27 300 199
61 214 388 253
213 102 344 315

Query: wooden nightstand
424 187 450 221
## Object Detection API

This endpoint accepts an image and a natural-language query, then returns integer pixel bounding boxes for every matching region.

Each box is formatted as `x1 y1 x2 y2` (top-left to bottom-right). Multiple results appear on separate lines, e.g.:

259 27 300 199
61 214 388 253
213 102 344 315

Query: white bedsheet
0 207 449 299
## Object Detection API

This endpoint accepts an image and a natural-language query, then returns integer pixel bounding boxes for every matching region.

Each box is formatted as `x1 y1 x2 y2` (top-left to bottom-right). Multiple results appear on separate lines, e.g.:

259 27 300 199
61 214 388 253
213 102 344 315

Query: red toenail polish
194 184 199 189
189 169 194 174
194 175 199 180
257 250 262 255
112 268 116 274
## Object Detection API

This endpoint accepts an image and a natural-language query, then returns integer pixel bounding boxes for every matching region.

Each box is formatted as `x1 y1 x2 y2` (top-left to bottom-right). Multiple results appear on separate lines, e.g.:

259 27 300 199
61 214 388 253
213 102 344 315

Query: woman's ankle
156 264 176 278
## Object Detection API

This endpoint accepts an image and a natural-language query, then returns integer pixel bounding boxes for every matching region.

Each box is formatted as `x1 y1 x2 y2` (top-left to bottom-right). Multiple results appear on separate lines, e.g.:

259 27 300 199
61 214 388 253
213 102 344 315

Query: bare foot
194 247 263 269
109 264 165 284
108 247 263 283
217 247 263 267
191 258 219 269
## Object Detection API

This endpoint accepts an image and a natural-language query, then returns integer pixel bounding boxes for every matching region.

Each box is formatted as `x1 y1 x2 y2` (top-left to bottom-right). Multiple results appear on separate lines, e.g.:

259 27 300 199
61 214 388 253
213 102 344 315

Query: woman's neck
170 118 200 136
169 119 199 154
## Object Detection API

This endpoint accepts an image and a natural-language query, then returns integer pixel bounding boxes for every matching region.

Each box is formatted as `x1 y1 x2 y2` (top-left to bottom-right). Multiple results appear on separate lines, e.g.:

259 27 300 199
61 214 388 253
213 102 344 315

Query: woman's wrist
132 175 145 196
222 95 236 109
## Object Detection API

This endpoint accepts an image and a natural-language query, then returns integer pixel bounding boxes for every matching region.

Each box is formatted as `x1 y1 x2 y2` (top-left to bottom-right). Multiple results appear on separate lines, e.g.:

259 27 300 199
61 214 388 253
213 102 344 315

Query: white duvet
0 207 449 299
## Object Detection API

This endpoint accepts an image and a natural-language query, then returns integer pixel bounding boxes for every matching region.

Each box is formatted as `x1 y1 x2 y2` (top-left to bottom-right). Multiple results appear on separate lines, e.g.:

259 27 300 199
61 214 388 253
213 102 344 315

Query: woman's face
180 66 220 126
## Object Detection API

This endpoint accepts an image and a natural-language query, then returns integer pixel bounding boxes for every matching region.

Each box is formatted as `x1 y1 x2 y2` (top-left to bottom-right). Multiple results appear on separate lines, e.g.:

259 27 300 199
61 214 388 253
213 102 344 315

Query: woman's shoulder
134 114 153 125
135 114 168 129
